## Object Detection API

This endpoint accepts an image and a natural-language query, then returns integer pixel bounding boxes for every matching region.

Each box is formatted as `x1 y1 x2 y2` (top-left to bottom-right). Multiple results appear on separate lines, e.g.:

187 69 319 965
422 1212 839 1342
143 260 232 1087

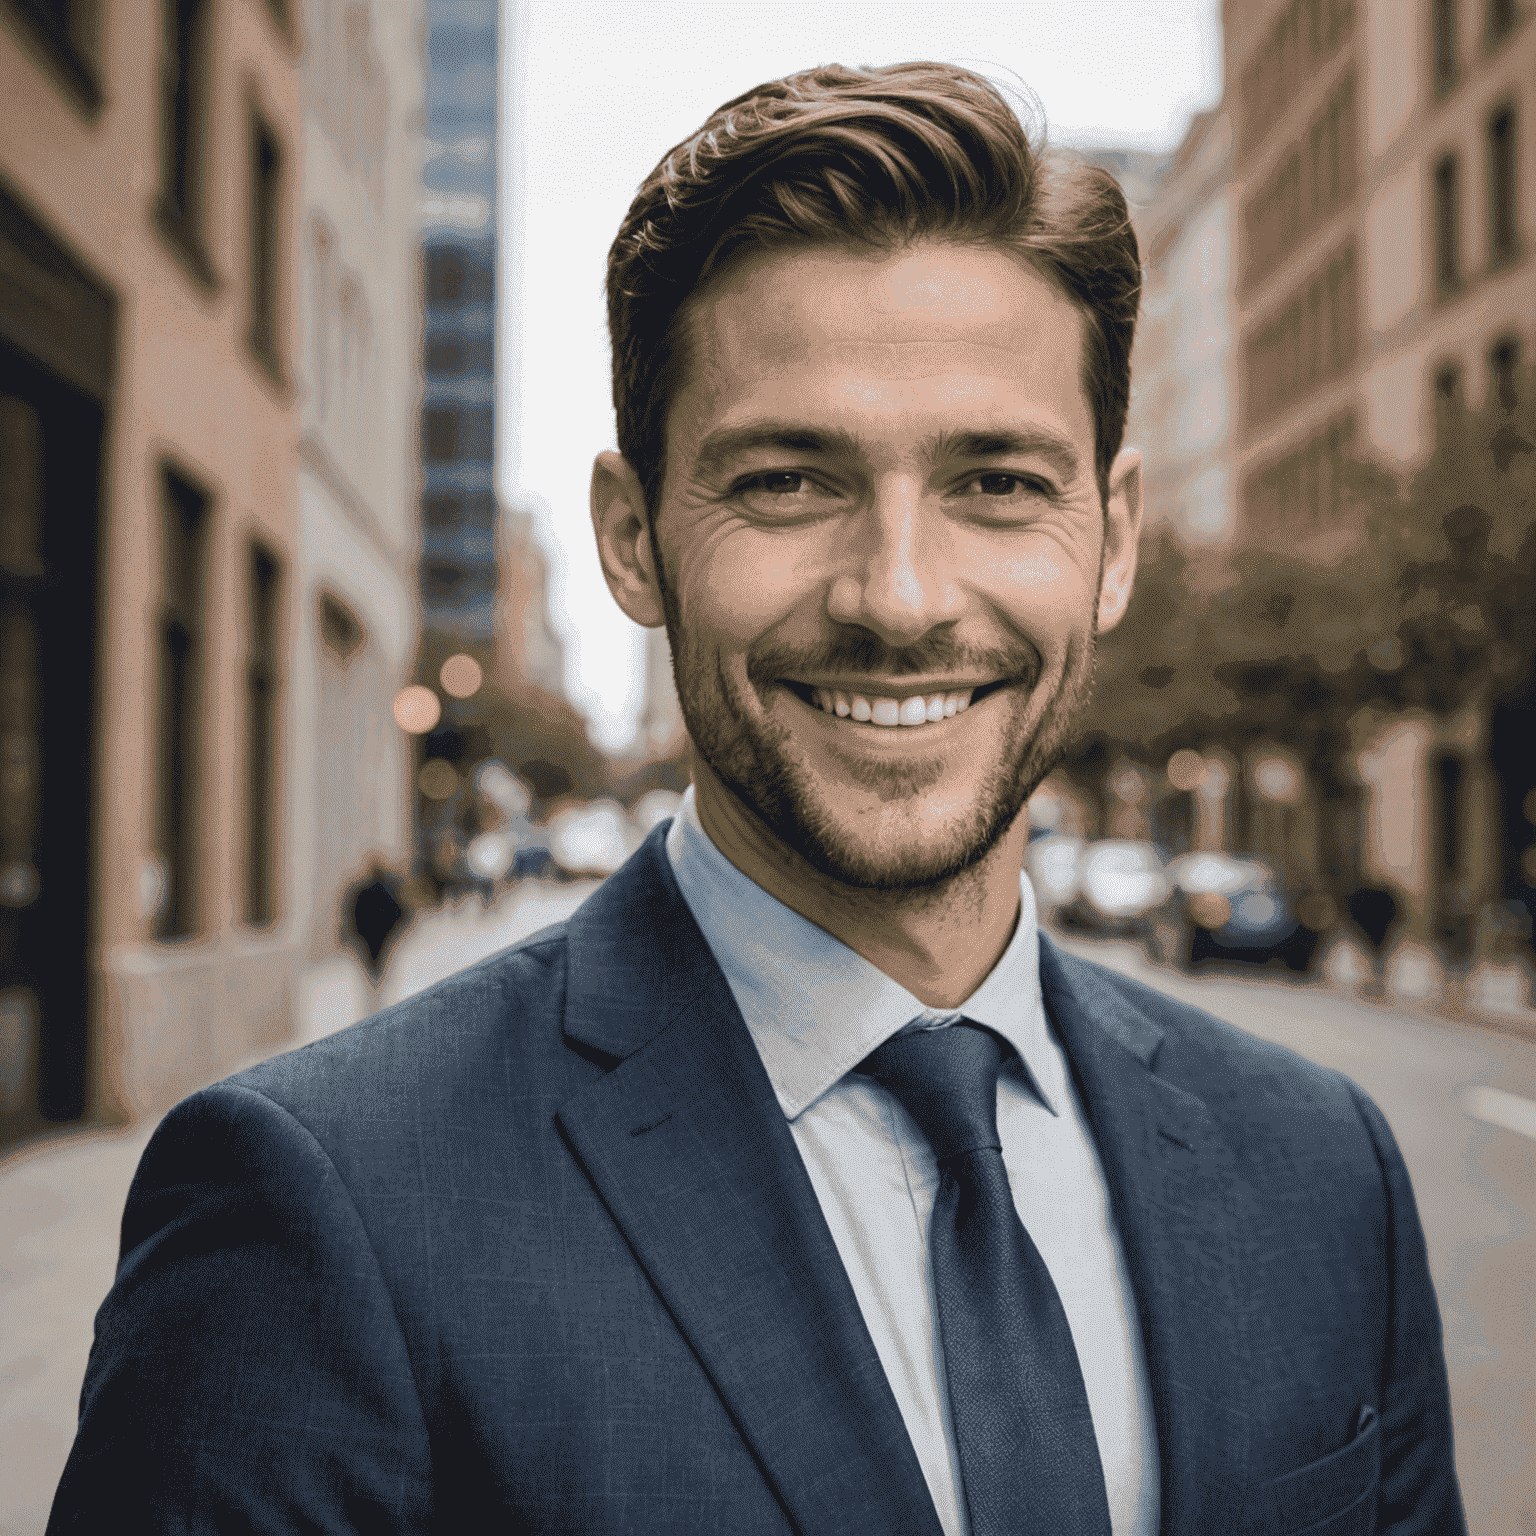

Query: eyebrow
691 421 1083 482
929 429 1082 481
692 425 868 481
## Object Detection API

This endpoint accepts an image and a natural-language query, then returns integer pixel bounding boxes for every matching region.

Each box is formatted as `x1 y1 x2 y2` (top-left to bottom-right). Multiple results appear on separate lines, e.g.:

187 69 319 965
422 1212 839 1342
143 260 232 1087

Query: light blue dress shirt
666 788 1159 1536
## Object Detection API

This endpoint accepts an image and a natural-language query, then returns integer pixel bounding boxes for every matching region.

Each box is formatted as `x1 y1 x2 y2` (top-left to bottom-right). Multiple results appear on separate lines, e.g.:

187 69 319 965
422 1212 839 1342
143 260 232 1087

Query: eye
962 472 1051 498
729 470 841 520
741 472 807 495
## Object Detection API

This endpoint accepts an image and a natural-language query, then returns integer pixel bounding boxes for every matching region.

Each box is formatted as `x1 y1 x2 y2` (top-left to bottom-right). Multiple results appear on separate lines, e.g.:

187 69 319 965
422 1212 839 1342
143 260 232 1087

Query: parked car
1025 832 1084 918
1054 839 1170 936
1144 851 1328 972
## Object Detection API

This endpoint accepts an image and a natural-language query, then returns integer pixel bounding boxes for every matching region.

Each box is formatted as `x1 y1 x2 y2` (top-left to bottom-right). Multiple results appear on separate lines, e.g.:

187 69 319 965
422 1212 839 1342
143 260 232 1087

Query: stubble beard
658 576 1098 895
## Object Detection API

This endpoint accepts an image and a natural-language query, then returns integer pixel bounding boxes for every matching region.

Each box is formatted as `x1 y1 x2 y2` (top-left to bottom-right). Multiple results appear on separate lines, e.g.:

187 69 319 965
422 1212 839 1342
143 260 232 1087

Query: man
50 64 1464 1534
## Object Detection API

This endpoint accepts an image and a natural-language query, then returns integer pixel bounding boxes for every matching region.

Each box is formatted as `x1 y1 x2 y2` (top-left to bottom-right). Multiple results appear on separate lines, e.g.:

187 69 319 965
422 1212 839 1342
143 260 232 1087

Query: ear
1096 445 1143 635
590 450 666 628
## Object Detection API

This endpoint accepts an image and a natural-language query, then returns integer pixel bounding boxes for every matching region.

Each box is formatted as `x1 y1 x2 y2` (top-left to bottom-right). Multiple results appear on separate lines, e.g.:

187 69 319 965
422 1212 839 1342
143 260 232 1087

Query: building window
425 248 466 307
1434 0 1459 91
424 562 467 602
1434 153 1462 293
424 493 462 529
426 338 466 376
424 408 461 461
156 0 215 284
1487 104 1520 267
1242 243 1357 428
1241 414 1356 532
244 545 281 926
318 592 363 661
248 112 284 376
1490 334 1521 409
1433 361 1465 439
1487 0 1518 43
155 468 209 939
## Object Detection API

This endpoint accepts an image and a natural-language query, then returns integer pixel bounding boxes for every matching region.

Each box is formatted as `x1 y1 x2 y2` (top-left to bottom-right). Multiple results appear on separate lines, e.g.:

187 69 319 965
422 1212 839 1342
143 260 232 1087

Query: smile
782 680 1007 729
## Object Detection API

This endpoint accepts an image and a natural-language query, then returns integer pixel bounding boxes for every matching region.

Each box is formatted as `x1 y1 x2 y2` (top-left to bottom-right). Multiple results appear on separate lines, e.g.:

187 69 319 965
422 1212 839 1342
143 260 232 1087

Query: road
1050 932 1536 1536
2 892 1531 1534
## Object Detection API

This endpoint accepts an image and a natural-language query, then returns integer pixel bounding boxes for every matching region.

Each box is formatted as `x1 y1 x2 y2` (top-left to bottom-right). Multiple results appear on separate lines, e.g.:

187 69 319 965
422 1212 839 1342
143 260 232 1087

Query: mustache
746 630 1041 690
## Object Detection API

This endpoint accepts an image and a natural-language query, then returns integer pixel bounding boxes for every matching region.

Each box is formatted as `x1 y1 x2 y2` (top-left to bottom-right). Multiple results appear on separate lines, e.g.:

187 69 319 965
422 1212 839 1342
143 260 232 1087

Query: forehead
669 239 1093 454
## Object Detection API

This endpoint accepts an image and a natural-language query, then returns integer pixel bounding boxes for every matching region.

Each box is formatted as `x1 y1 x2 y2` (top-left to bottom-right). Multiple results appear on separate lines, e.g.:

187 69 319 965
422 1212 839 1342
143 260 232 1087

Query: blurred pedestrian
1348 883 1400 997
342 860 408 986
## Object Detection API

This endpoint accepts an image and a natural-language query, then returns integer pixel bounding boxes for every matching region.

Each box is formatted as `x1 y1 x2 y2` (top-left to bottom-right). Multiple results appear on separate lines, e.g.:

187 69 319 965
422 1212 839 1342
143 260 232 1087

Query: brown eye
976 474 1023 495
744 472 805 494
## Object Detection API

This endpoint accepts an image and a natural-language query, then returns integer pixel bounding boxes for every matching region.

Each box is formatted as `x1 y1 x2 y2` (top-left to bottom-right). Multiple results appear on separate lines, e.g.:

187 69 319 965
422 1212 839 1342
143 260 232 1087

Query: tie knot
859 1021 1004 1162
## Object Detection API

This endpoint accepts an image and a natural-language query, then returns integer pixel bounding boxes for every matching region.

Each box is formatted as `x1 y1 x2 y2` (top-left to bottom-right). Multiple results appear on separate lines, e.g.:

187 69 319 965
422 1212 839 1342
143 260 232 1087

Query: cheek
966 537 1096 648
675 531 821 650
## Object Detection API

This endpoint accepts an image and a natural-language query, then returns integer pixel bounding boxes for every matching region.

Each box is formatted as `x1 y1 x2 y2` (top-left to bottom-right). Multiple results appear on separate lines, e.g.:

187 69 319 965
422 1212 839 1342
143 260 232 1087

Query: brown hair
605 61 1142 514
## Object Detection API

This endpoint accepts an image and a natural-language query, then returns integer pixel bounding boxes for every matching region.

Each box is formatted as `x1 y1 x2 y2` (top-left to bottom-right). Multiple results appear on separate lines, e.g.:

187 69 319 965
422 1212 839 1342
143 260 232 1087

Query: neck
690 766 1028 1010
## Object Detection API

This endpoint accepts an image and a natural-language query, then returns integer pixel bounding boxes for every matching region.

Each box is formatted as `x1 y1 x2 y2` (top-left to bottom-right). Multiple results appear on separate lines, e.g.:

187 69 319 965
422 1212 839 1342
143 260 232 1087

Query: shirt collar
665 786 1056 1121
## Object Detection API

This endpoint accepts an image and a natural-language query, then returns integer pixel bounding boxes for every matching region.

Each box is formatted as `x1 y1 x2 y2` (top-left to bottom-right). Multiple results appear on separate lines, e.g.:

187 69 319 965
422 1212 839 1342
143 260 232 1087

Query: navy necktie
860 1021 1112 1536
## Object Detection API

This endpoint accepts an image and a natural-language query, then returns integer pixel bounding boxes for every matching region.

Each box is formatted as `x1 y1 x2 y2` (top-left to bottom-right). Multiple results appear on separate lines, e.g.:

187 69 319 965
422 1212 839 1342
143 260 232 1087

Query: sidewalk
0 877 596 1536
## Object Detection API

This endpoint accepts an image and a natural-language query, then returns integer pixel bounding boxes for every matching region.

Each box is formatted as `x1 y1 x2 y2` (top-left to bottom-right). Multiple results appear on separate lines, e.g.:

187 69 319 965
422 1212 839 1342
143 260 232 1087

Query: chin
722 751 1033 893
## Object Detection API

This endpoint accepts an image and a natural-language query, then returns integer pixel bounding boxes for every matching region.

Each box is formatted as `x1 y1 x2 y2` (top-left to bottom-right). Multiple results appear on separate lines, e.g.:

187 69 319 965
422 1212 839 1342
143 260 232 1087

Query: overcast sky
501 0 1223 754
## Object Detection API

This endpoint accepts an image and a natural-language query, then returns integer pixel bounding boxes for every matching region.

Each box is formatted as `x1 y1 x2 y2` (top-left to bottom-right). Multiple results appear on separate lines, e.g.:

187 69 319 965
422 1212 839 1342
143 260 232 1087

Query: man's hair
605 61 1142 515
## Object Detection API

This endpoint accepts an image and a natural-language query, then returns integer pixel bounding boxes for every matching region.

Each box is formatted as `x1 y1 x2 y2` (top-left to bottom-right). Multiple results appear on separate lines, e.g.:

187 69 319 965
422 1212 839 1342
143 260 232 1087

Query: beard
659 580 1098 894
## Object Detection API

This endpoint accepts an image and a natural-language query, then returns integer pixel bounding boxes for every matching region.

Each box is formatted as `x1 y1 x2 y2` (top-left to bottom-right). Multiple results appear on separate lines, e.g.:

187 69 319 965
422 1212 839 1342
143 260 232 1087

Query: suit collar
1038 932 1255 1536
561 836 1255 1536
662 788 1057 1118
559 829 944 1536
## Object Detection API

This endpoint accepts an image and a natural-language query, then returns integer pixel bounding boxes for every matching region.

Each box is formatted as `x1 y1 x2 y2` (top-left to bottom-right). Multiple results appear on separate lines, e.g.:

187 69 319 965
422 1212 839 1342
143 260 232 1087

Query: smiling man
50 63 1463 1536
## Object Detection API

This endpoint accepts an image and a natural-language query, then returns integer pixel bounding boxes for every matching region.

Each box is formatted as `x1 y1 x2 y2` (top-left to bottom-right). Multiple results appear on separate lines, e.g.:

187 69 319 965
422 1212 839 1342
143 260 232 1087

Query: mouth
780 678 1012 729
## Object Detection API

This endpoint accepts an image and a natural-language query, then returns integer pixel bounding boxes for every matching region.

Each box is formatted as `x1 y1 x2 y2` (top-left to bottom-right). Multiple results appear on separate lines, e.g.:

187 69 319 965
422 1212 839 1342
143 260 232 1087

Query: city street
2 891 1531 1535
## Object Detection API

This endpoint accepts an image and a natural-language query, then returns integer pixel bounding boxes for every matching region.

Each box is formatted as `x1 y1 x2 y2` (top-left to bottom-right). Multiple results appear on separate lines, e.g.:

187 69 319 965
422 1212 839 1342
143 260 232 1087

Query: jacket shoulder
1062 949 1376 1146
214 920 580 1133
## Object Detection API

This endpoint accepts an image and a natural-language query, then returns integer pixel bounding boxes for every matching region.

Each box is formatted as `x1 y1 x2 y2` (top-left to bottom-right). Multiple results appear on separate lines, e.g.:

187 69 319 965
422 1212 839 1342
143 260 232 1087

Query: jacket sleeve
46 1081 435 1534
1347 1085 1467 1536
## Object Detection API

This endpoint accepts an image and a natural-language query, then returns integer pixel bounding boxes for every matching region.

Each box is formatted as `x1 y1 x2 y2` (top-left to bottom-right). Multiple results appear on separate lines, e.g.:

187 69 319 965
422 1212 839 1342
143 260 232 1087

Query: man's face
639 239 1137 891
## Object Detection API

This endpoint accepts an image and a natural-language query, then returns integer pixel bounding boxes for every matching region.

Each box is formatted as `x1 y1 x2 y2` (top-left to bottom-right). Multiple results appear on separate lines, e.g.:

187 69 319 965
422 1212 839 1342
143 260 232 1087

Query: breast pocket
1241 1406 1380 1536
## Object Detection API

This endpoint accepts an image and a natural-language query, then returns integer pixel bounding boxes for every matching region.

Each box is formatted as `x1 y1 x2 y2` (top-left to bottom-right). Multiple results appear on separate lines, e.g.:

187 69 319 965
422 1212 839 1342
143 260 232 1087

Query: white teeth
810 686 979 726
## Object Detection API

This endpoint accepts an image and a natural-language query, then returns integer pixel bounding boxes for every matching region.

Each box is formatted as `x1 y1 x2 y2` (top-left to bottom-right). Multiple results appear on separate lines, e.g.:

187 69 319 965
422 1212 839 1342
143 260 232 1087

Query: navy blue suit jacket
49 829 1465 1534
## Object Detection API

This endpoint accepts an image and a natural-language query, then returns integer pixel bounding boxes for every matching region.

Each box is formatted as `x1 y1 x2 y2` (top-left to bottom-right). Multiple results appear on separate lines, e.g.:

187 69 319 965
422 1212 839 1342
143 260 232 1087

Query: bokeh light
393 685 442 735
1166 749 1208 793
440 654 483 699
418 759 459 800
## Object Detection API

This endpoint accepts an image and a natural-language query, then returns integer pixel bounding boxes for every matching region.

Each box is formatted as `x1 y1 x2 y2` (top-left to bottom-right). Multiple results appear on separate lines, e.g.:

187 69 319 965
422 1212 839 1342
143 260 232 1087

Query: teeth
807 686 978 725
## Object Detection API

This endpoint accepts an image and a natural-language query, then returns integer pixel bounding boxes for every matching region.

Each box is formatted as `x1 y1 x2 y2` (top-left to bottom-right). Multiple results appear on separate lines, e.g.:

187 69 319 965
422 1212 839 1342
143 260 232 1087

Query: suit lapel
1038 933 1255 1536
556 833 943 1536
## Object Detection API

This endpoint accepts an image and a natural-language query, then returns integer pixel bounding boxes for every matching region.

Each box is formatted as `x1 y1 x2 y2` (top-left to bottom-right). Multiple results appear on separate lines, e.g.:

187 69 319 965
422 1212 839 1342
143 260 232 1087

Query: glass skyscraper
419 0 499 638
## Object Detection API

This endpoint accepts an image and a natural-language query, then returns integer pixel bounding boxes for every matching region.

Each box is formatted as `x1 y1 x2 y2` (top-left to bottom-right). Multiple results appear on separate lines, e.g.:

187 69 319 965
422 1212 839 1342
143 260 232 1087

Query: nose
826 479 963 645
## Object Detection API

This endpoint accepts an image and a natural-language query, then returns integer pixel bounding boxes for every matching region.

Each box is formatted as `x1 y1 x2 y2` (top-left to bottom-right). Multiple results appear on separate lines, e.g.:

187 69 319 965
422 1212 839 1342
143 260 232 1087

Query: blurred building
1 0 301 1140
637 627 688 765
1225 0 1534 944
292 0 423 1029
418 0 498 640
1228 0 1532 533
500 499 565 696
1124 109 1238 544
